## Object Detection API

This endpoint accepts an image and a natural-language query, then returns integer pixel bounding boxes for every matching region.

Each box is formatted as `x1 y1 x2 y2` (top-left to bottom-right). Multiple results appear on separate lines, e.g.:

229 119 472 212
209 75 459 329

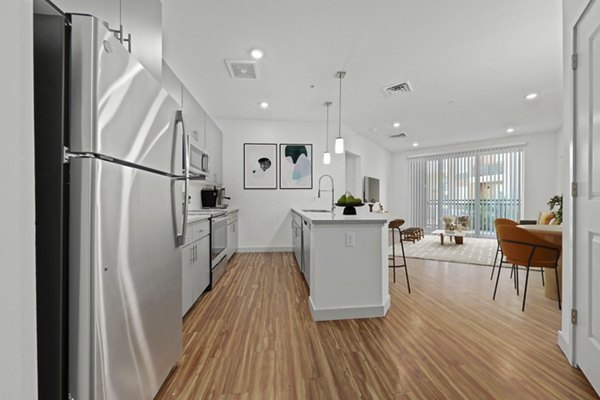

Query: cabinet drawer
227 211 238 224
292 212 302 227
192 220 210 241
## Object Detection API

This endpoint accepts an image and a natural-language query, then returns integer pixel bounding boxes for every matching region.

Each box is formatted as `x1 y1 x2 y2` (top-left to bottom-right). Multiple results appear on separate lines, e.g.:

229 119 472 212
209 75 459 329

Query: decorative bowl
335 202 365 215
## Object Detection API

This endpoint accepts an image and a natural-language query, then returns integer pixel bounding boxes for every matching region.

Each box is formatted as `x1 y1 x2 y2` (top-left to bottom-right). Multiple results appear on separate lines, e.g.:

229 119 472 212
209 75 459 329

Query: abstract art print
280 144 313 189
243 143 277 189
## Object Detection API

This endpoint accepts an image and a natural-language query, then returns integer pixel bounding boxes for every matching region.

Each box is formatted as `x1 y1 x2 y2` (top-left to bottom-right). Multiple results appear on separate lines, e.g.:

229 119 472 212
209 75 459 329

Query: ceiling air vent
382 81 413 97
225 60 259 79
389 132 408 139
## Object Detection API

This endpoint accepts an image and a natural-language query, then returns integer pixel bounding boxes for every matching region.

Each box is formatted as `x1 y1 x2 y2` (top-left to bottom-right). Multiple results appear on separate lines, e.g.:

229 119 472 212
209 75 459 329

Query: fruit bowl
335 202 364 215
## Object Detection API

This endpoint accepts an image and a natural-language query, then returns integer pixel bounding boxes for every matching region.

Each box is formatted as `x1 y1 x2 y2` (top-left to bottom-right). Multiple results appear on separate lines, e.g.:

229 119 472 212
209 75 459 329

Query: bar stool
389 219 411 293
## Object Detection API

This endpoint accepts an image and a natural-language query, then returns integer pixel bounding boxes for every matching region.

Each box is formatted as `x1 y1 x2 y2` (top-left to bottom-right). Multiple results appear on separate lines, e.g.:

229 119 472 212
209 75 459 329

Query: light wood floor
156 253 598 399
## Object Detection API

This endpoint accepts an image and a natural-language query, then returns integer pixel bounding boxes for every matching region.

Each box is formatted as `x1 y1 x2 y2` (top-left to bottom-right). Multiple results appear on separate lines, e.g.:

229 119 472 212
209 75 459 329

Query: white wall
558 0 590 365
389 131 561 225
219 119 391 251
0 0 38 398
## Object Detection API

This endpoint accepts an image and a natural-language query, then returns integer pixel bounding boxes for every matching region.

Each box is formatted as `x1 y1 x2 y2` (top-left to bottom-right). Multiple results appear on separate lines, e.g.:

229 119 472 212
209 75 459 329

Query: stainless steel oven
210 213 228 285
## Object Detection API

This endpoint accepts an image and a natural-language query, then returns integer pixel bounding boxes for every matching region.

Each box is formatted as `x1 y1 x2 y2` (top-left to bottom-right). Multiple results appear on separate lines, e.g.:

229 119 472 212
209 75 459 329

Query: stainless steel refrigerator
34 3 187 399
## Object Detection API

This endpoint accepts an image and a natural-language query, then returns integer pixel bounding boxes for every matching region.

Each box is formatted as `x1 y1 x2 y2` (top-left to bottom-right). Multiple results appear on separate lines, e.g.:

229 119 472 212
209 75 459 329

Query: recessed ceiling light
393 122 401 128
373 128 378 132
412 142 419 147
525 93 538 100
259 101 269 109
506 127 515 133
250 49 264 59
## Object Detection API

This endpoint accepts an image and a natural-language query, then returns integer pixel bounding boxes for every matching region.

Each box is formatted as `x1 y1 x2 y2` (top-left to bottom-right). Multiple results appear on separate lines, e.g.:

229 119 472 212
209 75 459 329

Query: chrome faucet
318 174 335 213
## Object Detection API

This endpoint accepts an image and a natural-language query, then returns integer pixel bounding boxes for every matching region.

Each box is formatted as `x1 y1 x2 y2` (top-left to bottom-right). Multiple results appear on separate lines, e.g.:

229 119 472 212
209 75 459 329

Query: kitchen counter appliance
201 186 230 208
34 5 190 399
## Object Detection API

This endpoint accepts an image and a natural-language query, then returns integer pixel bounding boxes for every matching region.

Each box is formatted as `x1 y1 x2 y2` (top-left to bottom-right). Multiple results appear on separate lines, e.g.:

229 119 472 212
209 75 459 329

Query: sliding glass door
409 146 523 237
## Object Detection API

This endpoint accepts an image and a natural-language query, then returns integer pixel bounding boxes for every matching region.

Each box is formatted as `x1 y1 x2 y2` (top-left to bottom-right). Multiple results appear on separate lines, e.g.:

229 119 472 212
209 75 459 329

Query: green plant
548 195 563 224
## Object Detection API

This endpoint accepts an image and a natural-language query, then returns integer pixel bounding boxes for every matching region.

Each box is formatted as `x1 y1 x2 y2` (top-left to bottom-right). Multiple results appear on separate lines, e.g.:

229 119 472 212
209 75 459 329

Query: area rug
391 235 497 266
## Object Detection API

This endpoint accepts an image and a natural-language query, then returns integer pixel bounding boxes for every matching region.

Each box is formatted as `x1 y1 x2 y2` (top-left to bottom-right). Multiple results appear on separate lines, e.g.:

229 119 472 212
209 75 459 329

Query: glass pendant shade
323 151 331 165
335 137 344 154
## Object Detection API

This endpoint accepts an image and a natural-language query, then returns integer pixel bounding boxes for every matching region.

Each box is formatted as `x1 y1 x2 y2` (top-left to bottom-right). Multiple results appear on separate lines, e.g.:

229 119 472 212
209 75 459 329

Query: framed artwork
279 144 313 189
243 143 277 189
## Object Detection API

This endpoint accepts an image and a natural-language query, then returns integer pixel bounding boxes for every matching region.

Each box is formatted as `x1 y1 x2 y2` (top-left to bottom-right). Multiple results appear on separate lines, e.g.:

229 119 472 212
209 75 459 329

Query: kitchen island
291 208 390 321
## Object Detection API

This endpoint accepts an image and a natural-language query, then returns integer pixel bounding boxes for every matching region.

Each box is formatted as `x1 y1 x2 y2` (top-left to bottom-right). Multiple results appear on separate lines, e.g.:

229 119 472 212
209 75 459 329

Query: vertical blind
408 145 523 237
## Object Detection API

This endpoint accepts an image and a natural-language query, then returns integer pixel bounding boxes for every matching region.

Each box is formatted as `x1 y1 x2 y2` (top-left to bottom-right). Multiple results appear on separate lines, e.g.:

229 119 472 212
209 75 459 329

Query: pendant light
335 71 346 154
323 101 332 164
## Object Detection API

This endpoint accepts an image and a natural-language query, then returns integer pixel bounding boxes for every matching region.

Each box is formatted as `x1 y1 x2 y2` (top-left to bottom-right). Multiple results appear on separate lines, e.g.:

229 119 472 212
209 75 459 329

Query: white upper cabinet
53 0 162 82
205 117 223 185
182 87 207 150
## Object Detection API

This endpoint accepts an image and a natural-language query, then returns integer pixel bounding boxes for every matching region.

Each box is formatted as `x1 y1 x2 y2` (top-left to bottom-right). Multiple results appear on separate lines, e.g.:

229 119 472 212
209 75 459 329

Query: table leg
440 234 444 245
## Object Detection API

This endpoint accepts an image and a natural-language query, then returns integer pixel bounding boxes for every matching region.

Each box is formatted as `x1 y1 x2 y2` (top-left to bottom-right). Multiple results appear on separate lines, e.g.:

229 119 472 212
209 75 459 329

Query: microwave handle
175 110 189 247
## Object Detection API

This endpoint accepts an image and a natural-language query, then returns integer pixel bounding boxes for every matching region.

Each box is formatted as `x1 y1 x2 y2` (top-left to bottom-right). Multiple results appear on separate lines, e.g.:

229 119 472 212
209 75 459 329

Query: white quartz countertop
292 208 389 225
226 207 239 214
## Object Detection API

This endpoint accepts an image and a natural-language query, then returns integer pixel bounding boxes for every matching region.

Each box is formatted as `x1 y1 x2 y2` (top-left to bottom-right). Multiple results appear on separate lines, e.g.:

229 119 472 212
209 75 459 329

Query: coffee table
431 229 473 245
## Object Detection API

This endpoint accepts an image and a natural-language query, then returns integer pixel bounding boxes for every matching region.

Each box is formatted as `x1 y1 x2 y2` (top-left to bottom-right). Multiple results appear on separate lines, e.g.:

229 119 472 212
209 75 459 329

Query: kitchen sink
302 209 331 213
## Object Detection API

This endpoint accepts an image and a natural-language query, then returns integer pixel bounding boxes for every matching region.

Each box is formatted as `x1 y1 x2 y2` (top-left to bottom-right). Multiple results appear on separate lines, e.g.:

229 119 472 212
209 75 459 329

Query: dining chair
389 219 411 293
493 225 561 311
491 218 517 280
492 218 544 294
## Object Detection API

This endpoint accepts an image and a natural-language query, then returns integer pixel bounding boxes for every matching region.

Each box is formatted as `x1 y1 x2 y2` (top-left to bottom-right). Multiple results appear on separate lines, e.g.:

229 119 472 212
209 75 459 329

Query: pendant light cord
338 75 342 139
326 104 330 151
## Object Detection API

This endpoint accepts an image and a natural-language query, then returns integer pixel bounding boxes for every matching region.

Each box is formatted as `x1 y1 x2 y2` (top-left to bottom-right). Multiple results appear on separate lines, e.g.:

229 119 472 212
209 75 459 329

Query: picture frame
243 143 278 189
279 144 313 189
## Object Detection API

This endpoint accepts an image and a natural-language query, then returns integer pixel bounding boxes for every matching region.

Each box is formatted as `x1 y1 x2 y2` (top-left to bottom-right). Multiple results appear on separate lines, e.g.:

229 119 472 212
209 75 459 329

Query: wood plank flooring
155 253 598 399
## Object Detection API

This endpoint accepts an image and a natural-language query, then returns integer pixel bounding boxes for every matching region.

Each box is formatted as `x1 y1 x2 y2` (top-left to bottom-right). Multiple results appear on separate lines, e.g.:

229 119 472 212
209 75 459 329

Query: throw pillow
442 215 455 231
539 212 556 225
456 215 471 230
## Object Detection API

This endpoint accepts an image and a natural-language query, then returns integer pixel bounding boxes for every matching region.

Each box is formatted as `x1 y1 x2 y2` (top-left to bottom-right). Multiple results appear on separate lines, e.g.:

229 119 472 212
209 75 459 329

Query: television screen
364 176 380 203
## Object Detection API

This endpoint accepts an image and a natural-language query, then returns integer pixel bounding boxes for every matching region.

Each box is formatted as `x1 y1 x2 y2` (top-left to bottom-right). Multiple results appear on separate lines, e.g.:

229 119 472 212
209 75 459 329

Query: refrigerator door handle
176 110 189 247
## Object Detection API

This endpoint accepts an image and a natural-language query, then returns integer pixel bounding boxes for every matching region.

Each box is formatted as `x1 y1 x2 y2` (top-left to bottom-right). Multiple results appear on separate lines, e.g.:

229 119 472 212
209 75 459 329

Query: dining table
517 224 563 300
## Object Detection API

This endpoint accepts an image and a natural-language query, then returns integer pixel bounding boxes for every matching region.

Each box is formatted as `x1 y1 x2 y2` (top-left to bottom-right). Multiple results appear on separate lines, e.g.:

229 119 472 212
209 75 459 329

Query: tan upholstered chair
493 225 561 311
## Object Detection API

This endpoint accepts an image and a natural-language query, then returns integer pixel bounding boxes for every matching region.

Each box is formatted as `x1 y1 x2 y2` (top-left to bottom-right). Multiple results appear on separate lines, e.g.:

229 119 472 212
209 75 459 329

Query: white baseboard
308 296 391 321
237 246 292 253
558 330 575 366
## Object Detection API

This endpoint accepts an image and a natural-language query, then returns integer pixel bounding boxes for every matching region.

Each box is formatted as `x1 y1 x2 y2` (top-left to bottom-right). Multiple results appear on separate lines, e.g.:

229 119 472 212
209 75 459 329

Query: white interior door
574 0 600 393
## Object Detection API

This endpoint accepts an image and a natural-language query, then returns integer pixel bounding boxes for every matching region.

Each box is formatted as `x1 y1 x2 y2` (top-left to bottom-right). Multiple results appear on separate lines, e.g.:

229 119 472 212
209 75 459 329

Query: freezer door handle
176 110 189 247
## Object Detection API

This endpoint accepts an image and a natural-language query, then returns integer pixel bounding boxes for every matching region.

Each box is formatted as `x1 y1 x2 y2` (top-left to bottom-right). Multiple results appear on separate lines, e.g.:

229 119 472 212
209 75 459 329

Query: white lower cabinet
182 219 211 316
192 234 210 298
227 211 239 259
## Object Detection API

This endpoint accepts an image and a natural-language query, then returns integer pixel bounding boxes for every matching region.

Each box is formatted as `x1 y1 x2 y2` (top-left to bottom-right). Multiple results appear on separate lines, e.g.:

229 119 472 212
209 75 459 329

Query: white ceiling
163 0 563 152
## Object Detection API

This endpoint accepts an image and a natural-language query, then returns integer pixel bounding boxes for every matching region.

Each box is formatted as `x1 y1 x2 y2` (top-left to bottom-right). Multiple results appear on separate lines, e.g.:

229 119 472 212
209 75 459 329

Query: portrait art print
279 144 313 189
243 143 277 189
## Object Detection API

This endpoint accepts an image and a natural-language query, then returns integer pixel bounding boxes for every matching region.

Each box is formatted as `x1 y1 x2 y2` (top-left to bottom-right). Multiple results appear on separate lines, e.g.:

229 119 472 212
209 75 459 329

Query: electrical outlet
345 233 355 247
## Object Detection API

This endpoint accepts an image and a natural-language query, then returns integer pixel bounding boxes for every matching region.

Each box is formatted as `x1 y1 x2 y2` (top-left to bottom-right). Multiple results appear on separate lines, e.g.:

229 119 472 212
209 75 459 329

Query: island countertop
291 207 389 225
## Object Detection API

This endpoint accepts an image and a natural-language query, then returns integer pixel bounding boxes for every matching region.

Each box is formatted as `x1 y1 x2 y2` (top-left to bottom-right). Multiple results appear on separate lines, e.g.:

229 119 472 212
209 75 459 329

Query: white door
574 0 600 393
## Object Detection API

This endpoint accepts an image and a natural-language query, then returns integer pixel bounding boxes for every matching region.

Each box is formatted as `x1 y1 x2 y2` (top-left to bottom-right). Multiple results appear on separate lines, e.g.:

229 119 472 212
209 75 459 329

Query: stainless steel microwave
189 144 209 176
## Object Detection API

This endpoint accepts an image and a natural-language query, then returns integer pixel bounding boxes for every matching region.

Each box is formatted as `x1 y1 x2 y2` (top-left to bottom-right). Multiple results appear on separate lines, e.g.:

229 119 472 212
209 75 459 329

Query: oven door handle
212 216 228 224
